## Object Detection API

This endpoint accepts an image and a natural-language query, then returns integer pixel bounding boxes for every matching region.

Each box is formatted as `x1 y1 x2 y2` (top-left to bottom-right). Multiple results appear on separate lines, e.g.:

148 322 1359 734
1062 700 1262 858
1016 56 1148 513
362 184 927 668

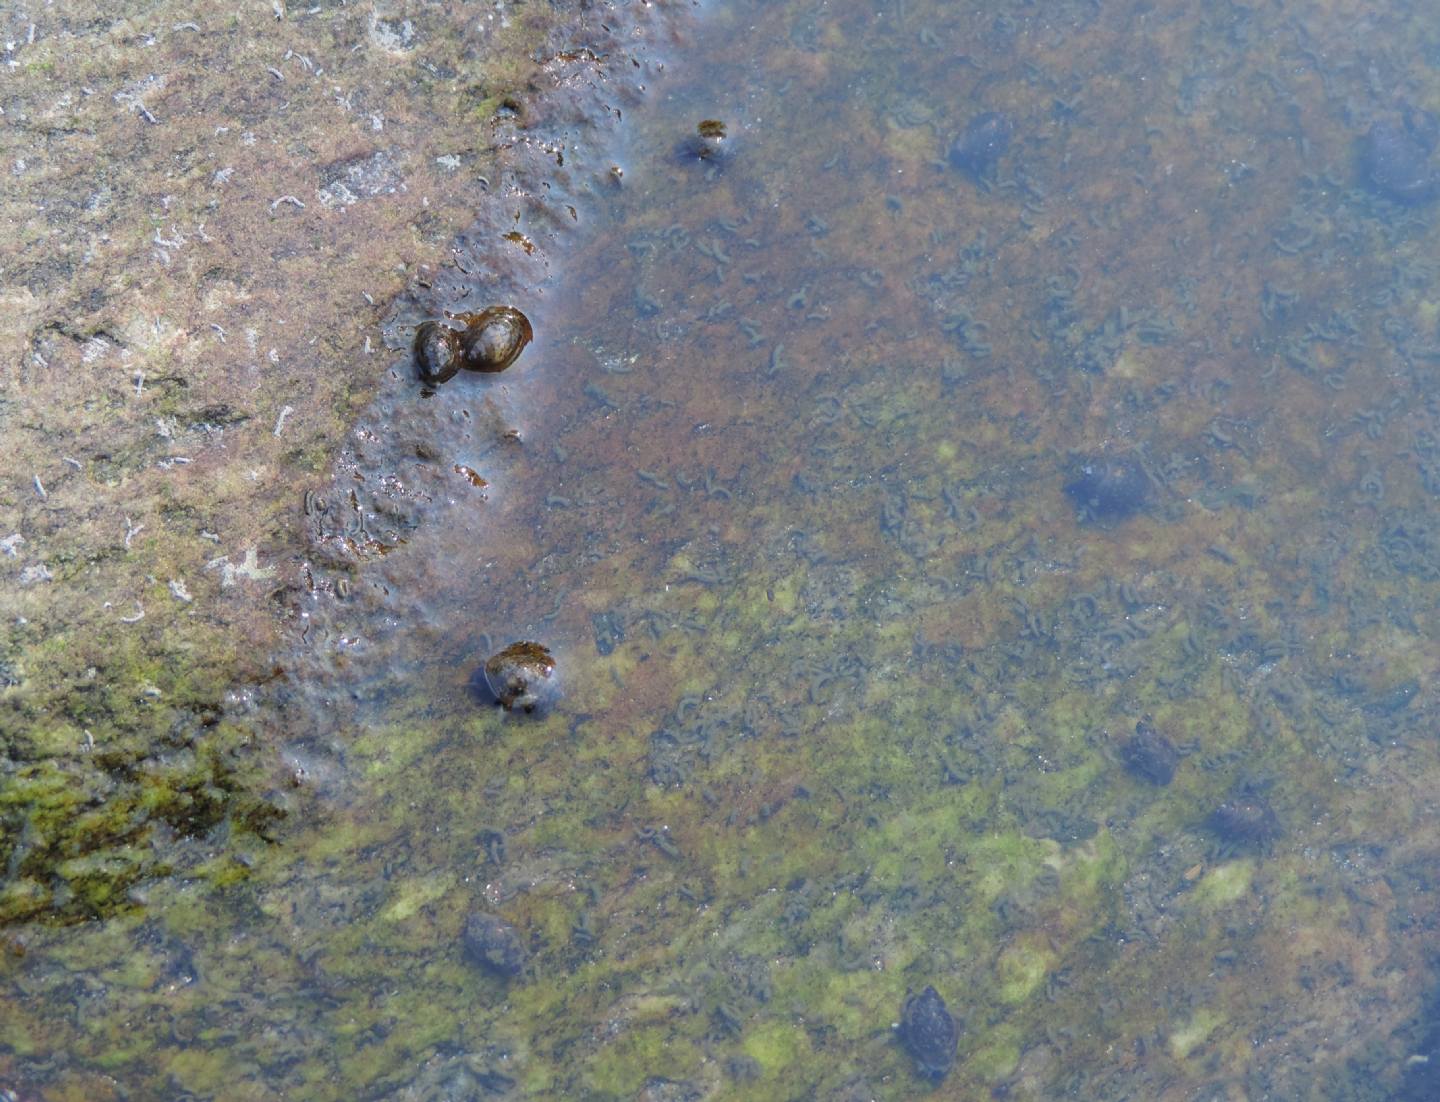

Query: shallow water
11 0 1440 1098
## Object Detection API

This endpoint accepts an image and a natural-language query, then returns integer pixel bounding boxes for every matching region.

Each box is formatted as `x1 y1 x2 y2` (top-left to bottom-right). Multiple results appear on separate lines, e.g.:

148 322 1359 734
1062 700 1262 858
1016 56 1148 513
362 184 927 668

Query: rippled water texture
13 0 1440 1098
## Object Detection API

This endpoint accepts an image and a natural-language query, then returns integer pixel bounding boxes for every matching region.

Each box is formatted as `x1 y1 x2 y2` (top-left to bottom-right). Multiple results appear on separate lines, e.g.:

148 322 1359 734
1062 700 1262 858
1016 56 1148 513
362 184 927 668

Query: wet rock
1207 796 1280 850
1064 454 1150 521
1362 106 1440 203
414 320 461 384
948 111 1013 179
482 641 558 714
1120 717 1178 785
897 985 958 1080
456 305 533 374
317 148 407 208
462 911 526 978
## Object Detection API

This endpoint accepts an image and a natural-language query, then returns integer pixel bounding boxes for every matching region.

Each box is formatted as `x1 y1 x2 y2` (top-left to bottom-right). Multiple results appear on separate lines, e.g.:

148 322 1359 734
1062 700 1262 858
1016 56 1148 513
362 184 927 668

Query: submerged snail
1120 717 1178 786
1362 104 1440 203
413 305 534 385
1207 796 1280 850
1064 454 1150 522
676 119 731 167
897 986 958 1081
462 910 527 978
948 111 1013 179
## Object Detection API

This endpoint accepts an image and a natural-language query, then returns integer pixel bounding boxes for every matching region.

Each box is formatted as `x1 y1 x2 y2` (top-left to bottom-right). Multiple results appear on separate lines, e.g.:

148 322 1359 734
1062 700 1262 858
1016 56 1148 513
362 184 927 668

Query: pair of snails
414 305 533 385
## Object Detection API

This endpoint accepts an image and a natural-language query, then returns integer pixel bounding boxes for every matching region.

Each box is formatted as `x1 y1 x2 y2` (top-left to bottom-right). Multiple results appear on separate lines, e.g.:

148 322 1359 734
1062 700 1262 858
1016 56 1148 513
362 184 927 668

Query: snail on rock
414 305 534 385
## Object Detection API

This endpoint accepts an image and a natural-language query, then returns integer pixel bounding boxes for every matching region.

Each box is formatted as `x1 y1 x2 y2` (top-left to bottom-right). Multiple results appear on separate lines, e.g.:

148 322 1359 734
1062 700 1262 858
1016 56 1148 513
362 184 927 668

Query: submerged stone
482 641 559 714
1064 454 1150 521
948 111 1013 178
462 911 527 978
897 985 958 1080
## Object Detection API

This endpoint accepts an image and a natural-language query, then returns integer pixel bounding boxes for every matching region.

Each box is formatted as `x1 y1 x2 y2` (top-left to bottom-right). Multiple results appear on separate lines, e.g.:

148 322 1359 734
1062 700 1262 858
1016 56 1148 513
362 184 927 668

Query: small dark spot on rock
1367 677 1420 715
591 610 625 656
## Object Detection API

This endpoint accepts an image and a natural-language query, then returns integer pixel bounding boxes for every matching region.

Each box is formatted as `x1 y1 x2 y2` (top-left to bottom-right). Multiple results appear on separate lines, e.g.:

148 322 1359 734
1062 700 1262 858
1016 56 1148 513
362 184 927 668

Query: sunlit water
12 0 1440 1098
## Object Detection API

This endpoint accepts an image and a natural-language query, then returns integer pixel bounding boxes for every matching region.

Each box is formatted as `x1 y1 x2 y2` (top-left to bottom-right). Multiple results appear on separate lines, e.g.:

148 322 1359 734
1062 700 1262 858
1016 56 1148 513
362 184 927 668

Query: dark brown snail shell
898 986 958 1081
414 320 461 384
456 305 533 374
1120 717 1178 786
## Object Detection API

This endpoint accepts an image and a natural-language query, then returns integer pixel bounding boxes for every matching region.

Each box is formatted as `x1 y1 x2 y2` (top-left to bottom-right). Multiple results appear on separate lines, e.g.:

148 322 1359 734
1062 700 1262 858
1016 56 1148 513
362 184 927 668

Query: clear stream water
11 0 1440 1098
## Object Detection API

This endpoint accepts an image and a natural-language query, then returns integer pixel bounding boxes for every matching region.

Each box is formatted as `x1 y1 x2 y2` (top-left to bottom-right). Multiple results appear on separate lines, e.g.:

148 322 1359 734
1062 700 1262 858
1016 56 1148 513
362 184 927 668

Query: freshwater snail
414 305 533 384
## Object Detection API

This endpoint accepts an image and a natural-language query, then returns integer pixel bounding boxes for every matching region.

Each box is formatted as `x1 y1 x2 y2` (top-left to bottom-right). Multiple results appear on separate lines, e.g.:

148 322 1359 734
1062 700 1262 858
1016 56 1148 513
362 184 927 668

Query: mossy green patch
965 1021 1024 1081
380 874 454 922
1169 1007 1223 1060
587 1027 698 1097
995 935 1057 1004
1191 861 1254 907
743 1019 813 1075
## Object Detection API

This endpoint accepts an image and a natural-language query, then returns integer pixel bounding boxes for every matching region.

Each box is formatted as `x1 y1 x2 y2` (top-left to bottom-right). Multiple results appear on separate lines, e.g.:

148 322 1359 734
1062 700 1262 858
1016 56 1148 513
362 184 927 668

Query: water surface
11 0 1440 1098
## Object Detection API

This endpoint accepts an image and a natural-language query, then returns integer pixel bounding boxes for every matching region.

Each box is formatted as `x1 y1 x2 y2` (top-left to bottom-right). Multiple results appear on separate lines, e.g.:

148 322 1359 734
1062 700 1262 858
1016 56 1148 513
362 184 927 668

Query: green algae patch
588 1027 700 1098
166 1048 235 1097
995 934 1058 1005
970 833 1054 903
1191 861 1255 908
965 1021 1024 1081
380 874 454 923
814 967 885 1036
743 1019 814 1076
1169 1007 1224 1060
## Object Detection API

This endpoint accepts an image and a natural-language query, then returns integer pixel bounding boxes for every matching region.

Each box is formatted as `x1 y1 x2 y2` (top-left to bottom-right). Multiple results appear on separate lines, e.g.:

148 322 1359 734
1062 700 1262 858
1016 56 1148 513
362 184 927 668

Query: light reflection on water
15 0 1440 1098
